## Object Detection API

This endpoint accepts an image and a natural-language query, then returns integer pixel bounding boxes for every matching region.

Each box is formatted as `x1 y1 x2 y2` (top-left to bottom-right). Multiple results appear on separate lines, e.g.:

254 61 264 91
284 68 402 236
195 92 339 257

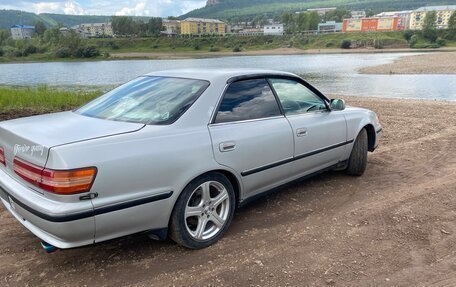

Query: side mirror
330 99 346 111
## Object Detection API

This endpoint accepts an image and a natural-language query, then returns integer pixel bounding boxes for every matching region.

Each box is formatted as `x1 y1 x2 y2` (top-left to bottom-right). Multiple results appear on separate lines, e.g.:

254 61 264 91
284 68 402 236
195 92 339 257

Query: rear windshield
76 76 210 125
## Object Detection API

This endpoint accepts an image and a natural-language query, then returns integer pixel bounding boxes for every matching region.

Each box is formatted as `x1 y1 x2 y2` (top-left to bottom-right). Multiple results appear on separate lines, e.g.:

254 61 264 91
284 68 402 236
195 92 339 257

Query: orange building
342 17 399 32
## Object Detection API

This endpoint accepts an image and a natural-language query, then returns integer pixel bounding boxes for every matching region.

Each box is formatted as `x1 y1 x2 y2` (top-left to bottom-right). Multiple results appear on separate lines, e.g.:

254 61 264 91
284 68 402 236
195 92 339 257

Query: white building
72 22 113 37
10 25 35 40
351 10 366 19
264 24 284 35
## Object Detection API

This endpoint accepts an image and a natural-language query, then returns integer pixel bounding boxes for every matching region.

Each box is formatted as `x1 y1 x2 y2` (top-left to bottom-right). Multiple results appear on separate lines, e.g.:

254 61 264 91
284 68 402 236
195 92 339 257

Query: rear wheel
169 173 235 249
346 128 368 176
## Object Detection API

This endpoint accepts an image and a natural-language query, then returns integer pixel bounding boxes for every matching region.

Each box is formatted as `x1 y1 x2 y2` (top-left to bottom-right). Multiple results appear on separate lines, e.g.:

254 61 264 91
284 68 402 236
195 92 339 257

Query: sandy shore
360 51 456 74
1 97 456 286
110 47 456 60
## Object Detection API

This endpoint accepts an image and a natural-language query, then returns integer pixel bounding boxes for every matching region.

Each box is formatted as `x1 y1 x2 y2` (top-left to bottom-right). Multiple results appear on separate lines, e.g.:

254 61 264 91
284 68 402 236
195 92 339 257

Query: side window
269 78 327 115
214 79 282 123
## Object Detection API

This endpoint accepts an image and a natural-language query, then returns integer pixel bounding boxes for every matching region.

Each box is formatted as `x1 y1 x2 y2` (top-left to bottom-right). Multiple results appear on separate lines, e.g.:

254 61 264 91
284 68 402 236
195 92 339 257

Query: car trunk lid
0 111 144 183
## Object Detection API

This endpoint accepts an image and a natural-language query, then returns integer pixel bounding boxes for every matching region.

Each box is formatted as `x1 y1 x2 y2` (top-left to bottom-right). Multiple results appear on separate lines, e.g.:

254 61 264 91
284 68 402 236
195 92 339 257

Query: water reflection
0 53 454 101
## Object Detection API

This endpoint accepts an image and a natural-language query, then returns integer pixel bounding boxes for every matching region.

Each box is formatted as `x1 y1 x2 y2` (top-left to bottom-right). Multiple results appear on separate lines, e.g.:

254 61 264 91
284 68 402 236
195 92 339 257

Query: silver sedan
0 69 381 251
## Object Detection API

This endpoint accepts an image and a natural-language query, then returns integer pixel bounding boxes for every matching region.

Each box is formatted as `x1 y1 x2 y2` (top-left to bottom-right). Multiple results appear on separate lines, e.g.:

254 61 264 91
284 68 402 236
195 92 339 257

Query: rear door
208 78 294 198
269 78 347 172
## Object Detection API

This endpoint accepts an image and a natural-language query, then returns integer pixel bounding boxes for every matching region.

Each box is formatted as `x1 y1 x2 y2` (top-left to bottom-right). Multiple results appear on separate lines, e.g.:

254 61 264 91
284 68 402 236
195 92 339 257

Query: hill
0 10 149 29
182 0 455 20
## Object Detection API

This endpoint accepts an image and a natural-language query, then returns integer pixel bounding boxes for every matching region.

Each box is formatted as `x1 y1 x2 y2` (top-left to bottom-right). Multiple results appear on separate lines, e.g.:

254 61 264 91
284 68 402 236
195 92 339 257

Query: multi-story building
342 17 399 32
161 19 181 37
263 24 284 35
376 11 412 30
180 18 225 35
317 21 343 34
72 22 113 37
305 7 337 16
10 25 35 40
351 10 367 19
409 5 456 30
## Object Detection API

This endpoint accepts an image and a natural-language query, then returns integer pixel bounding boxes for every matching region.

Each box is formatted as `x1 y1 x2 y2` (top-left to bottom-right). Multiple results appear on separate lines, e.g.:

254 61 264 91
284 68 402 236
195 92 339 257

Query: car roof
145 68 297 83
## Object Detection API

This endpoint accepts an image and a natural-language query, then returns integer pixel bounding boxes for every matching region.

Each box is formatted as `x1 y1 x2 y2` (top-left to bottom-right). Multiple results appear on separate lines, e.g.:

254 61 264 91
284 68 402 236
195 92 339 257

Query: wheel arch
362 124 376 152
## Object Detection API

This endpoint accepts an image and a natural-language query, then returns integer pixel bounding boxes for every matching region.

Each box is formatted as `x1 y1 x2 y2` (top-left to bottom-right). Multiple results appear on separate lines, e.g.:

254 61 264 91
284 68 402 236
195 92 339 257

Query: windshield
76 76 210 125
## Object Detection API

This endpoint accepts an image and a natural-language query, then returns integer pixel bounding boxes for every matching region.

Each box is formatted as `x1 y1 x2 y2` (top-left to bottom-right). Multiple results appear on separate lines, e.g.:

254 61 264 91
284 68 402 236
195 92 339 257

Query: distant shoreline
1 47 456 64
110 47 456 60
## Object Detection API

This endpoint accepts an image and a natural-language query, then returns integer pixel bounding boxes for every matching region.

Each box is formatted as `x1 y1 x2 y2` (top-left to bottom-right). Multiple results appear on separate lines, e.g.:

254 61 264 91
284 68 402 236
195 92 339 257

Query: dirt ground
360 51 456 74
1 96 456 287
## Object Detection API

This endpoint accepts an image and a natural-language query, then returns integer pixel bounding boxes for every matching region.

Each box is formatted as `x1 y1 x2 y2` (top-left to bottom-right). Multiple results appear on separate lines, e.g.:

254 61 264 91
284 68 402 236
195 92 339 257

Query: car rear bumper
0 168 95 249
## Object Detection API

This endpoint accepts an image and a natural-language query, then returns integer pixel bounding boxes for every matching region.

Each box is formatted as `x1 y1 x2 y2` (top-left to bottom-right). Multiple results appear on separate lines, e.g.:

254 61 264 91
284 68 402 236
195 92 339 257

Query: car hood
0 111 144 167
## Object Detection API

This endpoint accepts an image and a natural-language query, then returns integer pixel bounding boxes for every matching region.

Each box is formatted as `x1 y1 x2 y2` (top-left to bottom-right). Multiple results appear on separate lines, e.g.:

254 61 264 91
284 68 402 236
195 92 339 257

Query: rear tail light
13 157 97 195
0 147 5 166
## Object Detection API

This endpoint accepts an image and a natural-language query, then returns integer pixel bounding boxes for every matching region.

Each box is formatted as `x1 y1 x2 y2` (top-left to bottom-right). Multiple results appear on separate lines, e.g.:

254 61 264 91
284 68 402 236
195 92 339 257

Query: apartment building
72 22 113 37
161 19 181 37
180 18 225 35
10 25 35 40
410 5 456 30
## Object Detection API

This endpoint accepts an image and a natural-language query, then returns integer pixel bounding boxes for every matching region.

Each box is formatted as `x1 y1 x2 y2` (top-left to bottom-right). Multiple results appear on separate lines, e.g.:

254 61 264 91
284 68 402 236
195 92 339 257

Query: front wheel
169 173 235 249
345 128 368 176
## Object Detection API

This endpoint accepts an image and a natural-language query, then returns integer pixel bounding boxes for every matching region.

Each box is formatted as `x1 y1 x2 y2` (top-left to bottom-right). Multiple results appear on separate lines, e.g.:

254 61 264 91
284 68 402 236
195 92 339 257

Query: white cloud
0 0 206 17
30 1 86 15
63 1 86 15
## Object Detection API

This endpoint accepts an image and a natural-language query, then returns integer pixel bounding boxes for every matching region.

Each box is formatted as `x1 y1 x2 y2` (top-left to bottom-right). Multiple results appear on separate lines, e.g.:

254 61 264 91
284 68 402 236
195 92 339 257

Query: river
0 53 455 101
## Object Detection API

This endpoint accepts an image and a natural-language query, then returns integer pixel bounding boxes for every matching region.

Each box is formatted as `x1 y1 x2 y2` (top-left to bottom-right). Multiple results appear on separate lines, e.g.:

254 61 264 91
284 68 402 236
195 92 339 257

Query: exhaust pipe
40 241 59 253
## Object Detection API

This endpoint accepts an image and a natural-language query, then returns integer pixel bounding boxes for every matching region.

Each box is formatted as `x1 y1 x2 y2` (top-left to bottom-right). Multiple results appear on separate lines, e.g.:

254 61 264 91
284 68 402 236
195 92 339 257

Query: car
0 69 382 251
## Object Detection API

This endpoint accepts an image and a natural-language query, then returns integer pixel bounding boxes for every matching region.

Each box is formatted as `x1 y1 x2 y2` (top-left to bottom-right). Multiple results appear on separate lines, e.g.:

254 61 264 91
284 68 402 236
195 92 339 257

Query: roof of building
376 11 412 17
163 19 181 23
415 5 456 12
183 18 224 23
77 22 111 27
11 25 35 29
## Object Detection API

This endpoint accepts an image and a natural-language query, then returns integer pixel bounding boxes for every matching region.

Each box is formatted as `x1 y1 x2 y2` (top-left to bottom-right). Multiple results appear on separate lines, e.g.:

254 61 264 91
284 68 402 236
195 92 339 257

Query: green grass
0 86 101 112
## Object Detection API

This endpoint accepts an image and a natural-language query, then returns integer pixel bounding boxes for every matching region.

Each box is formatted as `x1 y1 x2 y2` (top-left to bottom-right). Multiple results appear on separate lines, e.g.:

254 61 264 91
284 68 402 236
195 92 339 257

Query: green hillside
182 0 454 19
0 10 150 29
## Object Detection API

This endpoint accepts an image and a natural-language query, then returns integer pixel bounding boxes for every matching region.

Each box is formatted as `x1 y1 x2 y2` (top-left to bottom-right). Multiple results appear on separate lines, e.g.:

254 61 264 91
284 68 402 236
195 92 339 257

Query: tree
324 8 351 22
307 11 320 30
448 11 456 39
422 11 437 43
282 12 295 34
112 16 137 36
35 20 47 36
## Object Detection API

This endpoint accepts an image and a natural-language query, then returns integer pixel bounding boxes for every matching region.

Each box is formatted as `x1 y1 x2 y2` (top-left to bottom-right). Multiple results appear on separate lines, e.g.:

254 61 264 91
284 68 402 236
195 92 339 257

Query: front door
269 78 347 173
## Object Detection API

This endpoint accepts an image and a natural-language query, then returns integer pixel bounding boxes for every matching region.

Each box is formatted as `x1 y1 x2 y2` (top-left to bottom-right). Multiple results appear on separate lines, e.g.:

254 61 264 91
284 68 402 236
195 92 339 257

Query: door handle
219 142 236 152
296 128 308 137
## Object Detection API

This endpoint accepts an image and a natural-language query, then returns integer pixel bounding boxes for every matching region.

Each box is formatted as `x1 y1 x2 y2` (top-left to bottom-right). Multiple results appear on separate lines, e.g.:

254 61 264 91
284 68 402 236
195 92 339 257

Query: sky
0 0 207 17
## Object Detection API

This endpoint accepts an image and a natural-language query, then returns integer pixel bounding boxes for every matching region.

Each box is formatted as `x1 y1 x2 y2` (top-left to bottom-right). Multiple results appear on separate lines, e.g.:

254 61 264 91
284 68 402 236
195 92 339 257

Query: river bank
1 96 455 286
360 51 456 74
109 47 456 60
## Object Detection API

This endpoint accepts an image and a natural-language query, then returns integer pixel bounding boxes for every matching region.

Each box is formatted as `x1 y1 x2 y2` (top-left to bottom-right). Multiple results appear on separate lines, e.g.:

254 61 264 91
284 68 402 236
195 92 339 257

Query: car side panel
46 125 230 244
209 117 294 199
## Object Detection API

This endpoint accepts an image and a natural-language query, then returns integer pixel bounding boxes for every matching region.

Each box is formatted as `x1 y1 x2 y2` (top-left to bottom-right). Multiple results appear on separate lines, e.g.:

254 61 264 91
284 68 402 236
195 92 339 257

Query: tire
169 172 235 249
345 128 368 176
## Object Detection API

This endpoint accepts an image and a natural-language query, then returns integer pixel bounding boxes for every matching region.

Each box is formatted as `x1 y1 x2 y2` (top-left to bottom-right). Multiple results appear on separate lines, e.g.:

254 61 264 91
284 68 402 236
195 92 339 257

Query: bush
23 44 38 56
340 39 351 49
193 44 201 50
0 49 3 57
436 37 446 47
74 46 100 58
403 30 413 41
373 39 384 49
232 45 242 52
55 48 72 58
208 45 220 52
409 34 418 48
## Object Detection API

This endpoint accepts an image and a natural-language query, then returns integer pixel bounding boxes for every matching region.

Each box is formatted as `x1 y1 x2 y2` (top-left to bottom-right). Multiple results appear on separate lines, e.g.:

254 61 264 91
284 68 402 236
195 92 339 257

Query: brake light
0 147 5 166
13 157 97 195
